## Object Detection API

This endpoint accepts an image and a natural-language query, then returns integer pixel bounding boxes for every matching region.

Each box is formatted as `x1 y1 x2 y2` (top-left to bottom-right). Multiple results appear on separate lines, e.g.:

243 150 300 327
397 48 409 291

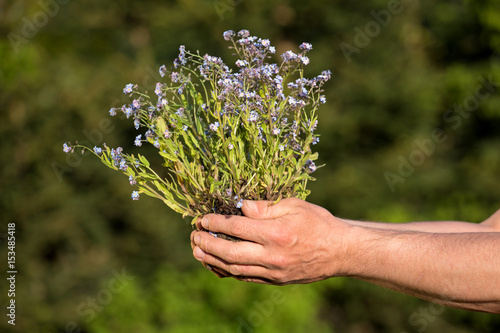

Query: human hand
190 198 351 285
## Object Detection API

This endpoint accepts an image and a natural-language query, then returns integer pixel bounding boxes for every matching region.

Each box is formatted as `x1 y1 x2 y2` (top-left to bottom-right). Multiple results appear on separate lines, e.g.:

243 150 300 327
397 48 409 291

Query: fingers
199 214 271 244
193 244 271 278
191 230 265 265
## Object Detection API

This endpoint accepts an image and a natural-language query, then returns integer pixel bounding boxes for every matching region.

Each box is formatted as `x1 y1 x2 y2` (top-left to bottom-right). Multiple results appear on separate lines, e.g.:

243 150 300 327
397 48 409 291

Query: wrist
329 218 363 278
337 223 393 279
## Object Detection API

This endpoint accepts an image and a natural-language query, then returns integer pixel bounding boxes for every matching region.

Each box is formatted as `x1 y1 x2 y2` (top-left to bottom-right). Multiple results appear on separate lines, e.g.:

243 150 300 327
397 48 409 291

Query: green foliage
1 0 500 332
87 266 330 333
66 31 329 220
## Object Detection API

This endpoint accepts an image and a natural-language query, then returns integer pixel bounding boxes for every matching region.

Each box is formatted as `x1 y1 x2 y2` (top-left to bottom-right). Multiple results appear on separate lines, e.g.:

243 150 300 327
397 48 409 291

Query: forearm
341 219 495 233
342 225 500 313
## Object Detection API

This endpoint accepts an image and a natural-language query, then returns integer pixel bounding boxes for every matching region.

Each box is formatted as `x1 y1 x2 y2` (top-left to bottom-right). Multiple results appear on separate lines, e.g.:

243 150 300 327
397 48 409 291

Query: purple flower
131 191 140 200
164 129 172 138
260 39 271 48
171 72 180 83
129 175 137 185
299 42 313 51
132 99 141 110
238 29 250 38
281 51 297 62
223 30 235 40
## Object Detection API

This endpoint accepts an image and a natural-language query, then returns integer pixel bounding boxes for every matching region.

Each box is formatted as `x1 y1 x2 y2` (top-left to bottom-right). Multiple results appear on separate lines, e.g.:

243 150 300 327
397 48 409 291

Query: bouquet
64 29 331 236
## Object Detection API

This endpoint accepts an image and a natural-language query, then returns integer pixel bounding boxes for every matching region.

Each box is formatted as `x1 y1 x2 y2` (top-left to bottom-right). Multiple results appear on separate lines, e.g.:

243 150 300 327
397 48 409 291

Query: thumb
241 199 291 219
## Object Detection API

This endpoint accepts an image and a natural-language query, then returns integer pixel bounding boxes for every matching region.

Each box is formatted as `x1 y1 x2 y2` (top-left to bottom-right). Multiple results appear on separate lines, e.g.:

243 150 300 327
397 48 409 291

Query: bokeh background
1 0 500 332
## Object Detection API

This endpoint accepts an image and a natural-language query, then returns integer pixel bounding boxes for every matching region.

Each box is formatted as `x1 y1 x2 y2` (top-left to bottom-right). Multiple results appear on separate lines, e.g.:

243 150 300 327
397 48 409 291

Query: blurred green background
1 0 500 332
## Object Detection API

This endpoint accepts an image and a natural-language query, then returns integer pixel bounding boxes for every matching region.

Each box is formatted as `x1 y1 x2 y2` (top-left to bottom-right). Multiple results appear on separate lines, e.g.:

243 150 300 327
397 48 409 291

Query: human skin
190 198 500 314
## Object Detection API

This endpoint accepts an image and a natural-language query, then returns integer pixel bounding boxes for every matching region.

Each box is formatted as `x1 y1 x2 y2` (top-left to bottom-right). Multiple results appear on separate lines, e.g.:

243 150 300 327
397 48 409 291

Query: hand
190 198 351 285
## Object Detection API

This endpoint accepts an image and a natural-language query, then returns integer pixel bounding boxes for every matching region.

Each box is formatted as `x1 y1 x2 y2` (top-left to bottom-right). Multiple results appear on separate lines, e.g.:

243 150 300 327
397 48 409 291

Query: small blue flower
305 160 317 173
312 137 320 145
236 60 248 67
248 111 258 122
319 96 326 104
119 159 128 171
153 140 160 148
131 191 140 200
129 175 137 185
159 65 167 78
209 122 220 131
182 125 188 131
236 198 244 209
123 83 134 95
299 42 313 51
171 72 180 83
134 134 142 147
223 30 235 41
237 29 250 38
281 50 297 62
63 143 72 153
300 56 310 65
93 146 102 155
124 107 133 119
272 127 281 135
109 108 116 116
155 82 163 97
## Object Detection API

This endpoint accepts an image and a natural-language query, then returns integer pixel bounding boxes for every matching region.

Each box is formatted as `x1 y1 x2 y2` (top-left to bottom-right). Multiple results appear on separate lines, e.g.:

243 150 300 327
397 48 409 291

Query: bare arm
191 198 500 313
342 209 500 232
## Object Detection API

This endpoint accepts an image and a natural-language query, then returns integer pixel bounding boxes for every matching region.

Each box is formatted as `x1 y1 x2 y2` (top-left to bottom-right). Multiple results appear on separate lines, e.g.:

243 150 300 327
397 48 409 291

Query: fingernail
194 247 205 260
201 217 209 229
194 234 201 245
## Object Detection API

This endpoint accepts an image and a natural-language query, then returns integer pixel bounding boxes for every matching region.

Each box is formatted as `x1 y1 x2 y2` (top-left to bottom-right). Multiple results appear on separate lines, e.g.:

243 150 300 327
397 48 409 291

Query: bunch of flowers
64 29 331 226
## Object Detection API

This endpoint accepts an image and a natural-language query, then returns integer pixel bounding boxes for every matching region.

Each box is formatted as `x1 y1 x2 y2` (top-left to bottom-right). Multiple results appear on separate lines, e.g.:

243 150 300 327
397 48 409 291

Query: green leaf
139 154 150 168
